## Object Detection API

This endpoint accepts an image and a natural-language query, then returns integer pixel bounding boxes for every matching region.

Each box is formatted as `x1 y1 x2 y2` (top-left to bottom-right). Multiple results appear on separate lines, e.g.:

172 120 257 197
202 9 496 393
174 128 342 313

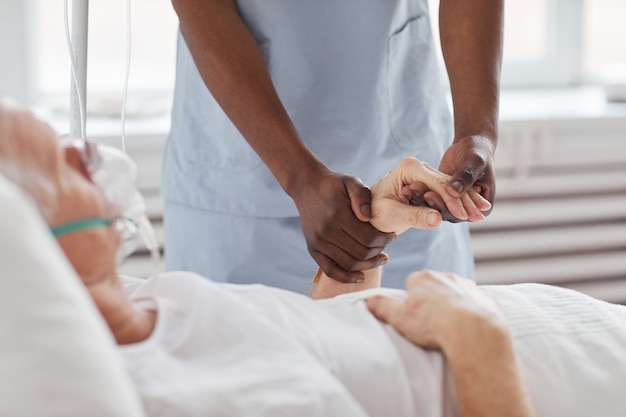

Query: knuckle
408 209 426 228
363 246 384 260
318 221 335 236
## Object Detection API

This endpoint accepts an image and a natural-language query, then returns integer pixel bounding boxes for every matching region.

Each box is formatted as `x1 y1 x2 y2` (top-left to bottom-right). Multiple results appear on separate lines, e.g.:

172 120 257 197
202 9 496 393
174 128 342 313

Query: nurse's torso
163 0 452 217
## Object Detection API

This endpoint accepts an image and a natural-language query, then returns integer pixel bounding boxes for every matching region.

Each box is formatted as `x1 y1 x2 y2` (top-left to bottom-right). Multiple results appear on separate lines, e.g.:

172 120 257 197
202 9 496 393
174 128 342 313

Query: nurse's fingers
420 190 487 223
313 250 389 283
447 158 487 197
345 176 374 222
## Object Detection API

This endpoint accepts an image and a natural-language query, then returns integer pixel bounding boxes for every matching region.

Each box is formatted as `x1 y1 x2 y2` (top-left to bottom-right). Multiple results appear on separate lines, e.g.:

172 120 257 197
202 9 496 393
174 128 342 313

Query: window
429 0 626 88
0 0 178 120
2 0 626 113
583 0 626 84
501 0 583 87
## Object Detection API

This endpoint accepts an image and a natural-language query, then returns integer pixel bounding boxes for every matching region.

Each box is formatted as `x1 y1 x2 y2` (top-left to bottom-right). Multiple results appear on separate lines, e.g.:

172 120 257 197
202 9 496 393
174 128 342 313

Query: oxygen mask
52 138 161 268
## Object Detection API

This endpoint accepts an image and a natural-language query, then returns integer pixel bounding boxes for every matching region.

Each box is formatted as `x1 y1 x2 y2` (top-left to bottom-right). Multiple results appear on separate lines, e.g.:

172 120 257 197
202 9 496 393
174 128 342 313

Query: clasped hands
292 152 492 284
368 157 491 236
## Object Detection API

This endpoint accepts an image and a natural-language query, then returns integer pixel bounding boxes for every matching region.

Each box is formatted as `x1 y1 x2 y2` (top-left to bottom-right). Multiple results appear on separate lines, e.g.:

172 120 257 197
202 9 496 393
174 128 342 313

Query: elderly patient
2 102 626 417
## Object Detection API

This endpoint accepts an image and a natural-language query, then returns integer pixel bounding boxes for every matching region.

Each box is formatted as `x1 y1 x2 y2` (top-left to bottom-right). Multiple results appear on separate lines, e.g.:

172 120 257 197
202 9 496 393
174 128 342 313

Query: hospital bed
2 166 626 417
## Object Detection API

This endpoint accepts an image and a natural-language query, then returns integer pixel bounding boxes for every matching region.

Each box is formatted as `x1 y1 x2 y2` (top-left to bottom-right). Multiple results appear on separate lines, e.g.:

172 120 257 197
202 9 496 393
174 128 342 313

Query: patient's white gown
120 272 626 417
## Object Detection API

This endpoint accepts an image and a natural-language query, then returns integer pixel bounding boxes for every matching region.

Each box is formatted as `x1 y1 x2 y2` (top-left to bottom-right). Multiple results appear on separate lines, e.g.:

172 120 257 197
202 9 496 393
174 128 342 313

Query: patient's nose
64 146 91 179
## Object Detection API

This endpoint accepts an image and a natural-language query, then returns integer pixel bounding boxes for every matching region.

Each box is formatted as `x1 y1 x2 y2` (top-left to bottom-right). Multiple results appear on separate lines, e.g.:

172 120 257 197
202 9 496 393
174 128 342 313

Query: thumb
366 295 404 324
448 164 481 197
387 200 442 231
345 177 373 222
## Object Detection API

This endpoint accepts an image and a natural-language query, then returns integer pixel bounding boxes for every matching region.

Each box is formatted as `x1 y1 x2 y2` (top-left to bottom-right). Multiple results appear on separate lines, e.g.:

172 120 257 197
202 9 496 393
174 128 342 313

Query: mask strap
51 218 114 237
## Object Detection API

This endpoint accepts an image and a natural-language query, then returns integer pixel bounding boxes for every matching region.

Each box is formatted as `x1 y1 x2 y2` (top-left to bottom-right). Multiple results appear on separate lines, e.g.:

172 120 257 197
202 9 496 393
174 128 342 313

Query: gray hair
0 99 57 222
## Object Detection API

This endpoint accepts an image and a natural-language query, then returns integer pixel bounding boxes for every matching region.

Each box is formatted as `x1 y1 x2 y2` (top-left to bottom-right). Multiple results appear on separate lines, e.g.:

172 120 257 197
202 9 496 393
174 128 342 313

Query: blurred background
1 0 625 301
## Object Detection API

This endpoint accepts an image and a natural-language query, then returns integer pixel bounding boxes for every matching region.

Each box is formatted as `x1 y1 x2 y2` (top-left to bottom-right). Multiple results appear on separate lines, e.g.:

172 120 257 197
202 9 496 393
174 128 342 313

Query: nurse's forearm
172 0 328 192
439 0 503 143
311 267 382 299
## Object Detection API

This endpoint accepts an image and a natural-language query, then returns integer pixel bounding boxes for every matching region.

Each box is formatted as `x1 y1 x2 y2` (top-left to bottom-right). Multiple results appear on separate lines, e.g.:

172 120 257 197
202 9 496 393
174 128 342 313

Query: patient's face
1 105 120 279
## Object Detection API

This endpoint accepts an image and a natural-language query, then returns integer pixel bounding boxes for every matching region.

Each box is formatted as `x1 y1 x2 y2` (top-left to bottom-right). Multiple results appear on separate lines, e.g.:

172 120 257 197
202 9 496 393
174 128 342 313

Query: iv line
64 0 86 141
121 0 131 153
64 0 132 152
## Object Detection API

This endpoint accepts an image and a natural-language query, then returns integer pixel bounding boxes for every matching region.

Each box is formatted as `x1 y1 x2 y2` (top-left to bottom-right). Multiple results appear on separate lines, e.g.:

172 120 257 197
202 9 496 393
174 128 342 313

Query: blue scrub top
162 0 453 218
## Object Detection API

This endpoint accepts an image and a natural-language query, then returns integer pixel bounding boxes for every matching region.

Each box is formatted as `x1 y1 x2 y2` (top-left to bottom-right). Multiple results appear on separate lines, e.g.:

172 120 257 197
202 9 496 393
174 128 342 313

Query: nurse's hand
437 135 496 222
292 172 395 284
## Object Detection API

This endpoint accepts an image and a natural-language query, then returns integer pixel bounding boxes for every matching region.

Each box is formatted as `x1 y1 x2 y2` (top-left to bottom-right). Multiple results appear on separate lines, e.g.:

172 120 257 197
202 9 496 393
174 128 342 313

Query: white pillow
0 174 145 417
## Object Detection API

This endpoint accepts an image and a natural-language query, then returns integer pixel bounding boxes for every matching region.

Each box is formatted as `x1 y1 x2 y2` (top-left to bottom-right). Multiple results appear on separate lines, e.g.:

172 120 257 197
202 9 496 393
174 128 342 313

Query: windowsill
34 85 626 141
33 104 171 150
499 85 626 123
32 94 172 143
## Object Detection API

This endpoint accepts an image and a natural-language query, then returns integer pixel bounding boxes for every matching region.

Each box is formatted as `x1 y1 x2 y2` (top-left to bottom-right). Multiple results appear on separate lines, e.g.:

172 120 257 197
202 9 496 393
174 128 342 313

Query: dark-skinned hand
404 135 495 222
292 171 395 283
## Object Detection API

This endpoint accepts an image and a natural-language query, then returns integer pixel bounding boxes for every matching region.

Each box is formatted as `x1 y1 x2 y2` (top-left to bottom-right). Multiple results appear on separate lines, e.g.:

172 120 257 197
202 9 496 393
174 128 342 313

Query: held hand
293 171 395 283
437 135 496 221
366 270 505 350
369 158 491 234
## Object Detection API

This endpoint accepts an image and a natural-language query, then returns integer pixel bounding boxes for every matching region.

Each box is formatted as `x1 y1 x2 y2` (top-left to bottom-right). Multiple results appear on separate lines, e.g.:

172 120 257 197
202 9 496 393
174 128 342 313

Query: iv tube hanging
66 0 88 140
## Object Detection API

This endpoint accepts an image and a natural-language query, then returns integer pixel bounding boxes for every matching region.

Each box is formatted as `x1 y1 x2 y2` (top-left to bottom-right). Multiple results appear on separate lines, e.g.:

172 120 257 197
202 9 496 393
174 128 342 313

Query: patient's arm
367 271 536 417
311 266 382 299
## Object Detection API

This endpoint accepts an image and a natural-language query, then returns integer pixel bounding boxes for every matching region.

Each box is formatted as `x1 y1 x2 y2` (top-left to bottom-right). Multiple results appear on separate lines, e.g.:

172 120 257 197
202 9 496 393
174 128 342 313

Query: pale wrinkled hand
293 171 395 283
369 157 491 235
366 270 504 349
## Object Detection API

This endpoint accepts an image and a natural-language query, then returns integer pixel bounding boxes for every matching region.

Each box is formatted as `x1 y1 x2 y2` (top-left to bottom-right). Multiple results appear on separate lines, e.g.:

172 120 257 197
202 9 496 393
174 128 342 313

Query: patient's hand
367 271 536 417
366 270 505 350
369 158 491 235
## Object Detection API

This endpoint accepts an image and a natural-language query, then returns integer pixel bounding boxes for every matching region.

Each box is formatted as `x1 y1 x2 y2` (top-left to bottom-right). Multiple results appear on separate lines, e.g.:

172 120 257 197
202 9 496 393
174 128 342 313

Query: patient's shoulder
121 270 215 298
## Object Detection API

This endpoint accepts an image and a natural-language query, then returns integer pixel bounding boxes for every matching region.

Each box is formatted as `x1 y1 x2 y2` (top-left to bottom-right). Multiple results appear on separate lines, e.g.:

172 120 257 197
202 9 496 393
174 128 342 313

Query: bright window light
583 0 626 83
35 0 178 115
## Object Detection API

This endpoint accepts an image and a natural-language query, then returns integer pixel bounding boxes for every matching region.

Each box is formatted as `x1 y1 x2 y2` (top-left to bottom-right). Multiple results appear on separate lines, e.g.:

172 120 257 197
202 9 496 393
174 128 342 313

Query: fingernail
360 203 371 218
425 199 435 208
427 212 439 226
451 180 464 193
355 278 364 284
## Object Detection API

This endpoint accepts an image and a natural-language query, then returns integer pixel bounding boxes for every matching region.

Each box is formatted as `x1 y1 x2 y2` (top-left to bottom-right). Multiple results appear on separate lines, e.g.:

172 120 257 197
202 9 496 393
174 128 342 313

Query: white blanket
120 274 626 417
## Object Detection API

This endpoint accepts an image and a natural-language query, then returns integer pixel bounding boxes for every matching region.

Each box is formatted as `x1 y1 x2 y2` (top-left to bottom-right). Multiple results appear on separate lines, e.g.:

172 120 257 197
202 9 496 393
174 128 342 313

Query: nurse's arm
172 0 394 284
439 0 503 141
172 0 318 182
437 0 503 213
367 271 536 417
172 0 321 174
